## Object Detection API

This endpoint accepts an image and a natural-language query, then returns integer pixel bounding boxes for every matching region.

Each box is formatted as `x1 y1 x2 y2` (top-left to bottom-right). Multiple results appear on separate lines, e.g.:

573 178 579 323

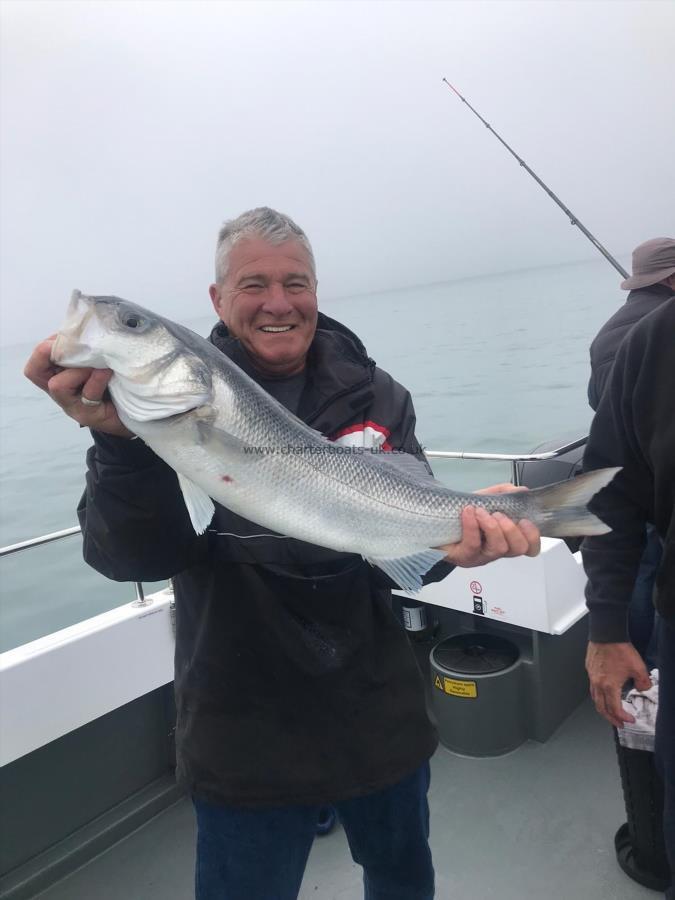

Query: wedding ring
80 395 103 407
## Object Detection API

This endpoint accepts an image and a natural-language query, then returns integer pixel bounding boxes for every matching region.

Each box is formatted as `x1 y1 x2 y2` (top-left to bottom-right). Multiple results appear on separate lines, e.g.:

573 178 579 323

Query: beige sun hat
621 237 675 290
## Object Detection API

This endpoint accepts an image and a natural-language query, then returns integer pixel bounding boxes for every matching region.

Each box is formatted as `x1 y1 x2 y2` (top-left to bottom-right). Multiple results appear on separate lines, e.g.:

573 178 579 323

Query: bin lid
432 633 519 675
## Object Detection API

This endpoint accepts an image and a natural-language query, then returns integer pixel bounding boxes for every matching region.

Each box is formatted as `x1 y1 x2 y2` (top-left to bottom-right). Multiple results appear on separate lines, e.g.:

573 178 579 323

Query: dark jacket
78 312 449 806
582 297 675 642
587 283 674 410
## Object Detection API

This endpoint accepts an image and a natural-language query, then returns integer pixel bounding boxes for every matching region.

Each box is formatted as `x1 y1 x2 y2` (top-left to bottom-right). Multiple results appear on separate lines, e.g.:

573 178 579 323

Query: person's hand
585 641 652 728
24 337 133 438
436 483 541 568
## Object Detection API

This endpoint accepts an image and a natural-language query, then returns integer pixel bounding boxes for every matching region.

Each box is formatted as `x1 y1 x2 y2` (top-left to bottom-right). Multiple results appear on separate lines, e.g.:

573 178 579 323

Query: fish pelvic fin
367 548 447 593
177 472 215 534
530 466 621 538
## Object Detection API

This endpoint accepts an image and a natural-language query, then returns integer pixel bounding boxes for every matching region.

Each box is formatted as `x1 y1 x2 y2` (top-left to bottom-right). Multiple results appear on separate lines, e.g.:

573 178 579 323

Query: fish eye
117 305 150 332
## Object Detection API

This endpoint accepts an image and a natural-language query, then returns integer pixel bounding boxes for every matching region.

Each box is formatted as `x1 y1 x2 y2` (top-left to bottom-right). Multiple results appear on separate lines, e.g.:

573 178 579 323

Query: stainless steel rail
0 526 152 607
426 436 587 487
0 526 81 557
0 436 587 559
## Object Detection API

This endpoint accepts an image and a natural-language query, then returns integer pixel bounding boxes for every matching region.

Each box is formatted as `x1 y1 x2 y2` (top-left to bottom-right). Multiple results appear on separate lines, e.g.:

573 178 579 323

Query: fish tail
529 466 621 538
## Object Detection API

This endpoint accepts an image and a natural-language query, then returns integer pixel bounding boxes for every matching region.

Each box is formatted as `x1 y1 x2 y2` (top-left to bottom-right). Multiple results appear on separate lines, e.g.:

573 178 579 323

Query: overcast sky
1 0 673 345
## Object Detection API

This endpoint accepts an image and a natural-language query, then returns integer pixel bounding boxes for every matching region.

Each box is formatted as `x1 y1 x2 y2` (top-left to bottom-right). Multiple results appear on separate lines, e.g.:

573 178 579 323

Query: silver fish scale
209 358 535 555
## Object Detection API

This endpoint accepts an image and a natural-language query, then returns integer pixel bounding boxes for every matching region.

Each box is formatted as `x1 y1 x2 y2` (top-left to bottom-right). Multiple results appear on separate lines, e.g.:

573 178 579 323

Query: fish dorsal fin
176 472 215 534
367 548 447 592
280 404 324 439
374 451 445 487
111 372 210 422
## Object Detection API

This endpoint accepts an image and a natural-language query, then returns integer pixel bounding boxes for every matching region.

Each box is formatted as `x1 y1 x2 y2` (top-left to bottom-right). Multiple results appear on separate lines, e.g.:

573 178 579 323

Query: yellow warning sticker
434 675 443 690
443 677 477 698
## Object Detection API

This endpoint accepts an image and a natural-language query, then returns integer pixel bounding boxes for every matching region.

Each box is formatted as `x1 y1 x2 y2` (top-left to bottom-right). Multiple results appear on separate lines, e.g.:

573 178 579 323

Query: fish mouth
51 290 97 365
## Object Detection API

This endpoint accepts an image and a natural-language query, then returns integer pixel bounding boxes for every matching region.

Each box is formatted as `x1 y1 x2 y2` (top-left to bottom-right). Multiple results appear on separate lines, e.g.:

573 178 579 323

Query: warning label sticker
433 676 477 698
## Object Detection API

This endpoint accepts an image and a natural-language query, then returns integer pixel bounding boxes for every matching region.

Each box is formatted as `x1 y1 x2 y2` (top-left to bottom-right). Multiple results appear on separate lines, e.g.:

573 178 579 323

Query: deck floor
35 699 657 900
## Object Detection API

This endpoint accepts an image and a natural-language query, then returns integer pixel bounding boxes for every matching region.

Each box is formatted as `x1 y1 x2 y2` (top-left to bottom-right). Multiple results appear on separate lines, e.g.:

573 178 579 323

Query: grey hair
214 207 316 284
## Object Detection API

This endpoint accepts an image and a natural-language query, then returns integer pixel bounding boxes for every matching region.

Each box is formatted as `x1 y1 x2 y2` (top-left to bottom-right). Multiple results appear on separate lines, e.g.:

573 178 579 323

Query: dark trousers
193 761 434 900
628 526 663 669
656 617 675 899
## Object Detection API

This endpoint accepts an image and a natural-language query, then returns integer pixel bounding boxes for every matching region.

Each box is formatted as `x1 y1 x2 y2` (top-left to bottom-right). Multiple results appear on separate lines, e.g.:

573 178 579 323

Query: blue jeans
655 617 675 899
193 761 434 900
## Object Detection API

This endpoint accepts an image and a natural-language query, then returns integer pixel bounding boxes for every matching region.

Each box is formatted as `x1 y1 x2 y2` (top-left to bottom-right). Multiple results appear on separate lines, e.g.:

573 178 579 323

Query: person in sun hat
586 237 675 670
588 237 675 411
583 294 675 898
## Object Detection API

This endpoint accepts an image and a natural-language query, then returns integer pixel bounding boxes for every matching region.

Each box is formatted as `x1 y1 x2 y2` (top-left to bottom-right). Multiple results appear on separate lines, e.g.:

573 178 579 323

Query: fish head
52 291 213 423
52 290 177 369
52 291 170 366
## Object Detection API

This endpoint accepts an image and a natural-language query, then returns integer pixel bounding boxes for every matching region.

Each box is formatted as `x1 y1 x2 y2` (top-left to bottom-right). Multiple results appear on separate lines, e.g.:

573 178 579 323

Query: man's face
209 237 318 377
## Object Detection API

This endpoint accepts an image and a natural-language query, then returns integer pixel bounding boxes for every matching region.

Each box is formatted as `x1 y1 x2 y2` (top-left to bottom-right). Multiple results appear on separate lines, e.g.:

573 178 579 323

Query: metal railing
425 435 587 487
0 435 587 572
0 528 149 606
0 526 82 557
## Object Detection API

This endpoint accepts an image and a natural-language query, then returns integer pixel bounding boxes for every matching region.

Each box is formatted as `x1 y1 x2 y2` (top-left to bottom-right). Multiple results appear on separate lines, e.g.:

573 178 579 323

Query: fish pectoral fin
177 472 215 534
195 420 261 461
367 548 447 593
111 373 210 422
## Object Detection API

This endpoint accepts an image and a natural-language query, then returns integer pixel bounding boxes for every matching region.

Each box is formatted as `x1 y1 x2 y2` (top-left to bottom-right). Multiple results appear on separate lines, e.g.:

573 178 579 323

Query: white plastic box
394 537 587 636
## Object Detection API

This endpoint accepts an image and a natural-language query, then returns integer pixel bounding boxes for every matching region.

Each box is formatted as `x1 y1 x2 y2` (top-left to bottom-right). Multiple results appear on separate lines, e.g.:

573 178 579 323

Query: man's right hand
585 641 652 728
24 338 133 438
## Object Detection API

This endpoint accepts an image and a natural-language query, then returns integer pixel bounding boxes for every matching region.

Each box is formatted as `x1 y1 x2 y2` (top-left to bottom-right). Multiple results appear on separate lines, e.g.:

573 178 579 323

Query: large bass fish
52 291 618 590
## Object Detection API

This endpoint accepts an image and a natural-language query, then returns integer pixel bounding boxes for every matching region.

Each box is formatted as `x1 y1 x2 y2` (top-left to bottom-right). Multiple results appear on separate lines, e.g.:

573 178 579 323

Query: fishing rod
442 78 628 279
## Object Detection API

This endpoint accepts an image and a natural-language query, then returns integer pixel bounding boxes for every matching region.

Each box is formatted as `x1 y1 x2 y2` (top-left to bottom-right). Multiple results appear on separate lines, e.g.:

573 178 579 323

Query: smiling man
25 207 540 900
209 232 319 378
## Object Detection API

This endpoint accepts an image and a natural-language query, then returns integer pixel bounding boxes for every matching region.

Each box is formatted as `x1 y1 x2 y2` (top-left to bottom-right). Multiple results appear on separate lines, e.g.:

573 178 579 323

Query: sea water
0 258 624 651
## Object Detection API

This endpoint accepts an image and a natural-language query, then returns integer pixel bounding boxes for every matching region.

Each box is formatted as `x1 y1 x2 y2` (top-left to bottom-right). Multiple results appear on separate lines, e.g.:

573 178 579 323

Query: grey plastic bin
430 633 526 757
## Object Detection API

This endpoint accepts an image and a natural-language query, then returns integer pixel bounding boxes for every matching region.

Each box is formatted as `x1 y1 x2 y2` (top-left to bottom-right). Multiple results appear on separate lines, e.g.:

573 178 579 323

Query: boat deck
33 699 654 900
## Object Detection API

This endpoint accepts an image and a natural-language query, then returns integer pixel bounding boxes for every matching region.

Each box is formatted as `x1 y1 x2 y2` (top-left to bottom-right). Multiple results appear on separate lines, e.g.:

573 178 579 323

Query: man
583 295 675 898
587 237 675 665
25 208 540 900
587 236 675 410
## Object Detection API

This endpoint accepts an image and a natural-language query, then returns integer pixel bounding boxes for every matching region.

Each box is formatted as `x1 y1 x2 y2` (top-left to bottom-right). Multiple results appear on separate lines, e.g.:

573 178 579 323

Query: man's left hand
437 483 541 568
